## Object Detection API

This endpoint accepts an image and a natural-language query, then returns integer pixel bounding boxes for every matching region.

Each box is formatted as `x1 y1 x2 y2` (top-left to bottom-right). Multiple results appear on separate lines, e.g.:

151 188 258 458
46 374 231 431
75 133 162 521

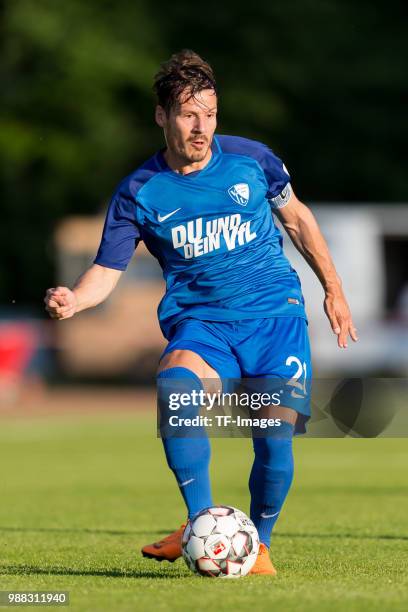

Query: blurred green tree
1 0 406 305
1 0 164 305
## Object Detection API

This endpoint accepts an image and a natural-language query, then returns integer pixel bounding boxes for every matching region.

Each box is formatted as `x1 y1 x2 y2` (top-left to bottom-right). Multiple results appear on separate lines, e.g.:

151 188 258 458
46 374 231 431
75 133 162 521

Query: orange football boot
141 525 185 562
249 543 277 576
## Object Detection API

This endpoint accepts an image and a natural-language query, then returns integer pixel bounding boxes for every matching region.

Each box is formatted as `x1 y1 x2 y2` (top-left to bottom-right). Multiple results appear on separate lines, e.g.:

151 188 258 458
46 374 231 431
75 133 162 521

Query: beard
185 148 209 162
181 138 211 162
164 127 214 168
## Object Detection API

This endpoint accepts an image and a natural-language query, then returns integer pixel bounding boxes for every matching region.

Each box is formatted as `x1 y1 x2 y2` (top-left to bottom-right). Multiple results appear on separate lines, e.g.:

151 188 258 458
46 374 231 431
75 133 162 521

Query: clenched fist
44 286 77 320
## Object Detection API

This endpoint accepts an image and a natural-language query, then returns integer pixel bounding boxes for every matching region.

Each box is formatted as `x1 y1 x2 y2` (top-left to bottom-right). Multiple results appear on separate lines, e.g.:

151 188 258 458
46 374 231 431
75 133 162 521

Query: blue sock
158 367 213 519
249 421 294 548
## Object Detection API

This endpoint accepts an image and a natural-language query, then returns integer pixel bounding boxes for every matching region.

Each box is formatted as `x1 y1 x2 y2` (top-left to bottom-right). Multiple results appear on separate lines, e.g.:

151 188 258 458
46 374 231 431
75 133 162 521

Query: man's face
156 88 217 165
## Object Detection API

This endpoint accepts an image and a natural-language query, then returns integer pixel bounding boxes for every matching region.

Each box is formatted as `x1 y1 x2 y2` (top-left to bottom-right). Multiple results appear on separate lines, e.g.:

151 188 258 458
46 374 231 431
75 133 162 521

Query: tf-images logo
228 183 250 206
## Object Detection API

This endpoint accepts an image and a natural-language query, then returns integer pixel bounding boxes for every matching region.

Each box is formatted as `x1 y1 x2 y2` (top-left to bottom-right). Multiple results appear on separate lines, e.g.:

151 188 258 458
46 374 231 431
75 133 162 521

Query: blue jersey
94 134 306 338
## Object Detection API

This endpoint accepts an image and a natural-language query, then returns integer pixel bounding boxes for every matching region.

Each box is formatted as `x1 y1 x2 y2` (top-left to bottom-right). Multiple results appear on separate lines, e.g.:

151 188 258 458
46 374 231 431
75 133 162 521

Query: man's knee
158 349 220 394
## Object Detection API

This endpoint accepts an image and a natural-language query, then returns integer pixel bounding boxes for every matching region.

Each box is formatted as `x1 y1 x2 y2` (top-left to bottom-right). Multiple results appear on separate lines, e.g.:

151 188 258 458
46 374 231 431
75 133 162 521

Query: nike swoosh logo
158 208 181 222
260 511 280 519
179 478 195 488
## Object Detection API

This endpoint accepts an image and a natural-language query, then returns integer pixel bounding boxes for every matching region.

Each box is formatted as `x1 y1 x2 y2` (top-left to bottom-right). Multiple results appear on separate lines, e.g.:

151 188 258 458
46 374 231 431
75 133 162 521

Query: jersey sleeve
269 180 293 210
94 189 141 271
257 145 292 210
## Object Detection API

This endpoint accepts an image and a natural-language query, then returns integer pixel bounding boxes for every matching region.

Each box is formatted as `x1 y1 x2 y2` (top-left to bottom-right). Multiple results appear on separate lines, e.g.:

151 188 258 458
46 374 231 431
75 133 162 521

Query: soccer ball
182 506 259 578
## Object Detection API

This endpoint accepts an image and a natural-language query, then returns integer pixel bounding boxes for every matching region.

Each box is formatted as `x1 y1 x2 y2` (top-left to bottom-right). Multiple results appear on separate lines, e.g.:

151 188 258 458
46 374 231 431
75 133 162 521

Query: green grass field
0 410 407 611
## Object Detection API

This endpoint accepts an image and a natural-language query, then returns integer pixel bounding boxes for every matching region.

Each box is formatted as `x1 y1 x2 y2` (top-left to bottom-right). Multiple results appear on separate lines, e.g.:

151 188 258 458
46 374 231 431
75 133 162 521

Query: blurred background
1 0 407 406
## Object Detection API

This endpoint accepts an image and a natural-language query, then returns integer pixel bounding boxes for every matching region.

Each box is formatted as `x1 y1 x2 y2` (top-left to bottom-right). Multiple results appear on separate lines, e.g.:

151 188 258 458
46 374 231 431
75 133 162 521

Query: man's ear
155 105 166 128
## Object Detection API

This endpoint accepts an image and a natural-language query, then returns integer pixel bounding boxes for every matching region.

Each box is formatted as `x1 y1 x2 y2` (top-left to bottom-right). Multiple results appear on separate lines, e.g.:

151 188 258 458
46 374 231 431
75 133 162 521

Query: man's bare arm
44 264 122 320
274 192 358 348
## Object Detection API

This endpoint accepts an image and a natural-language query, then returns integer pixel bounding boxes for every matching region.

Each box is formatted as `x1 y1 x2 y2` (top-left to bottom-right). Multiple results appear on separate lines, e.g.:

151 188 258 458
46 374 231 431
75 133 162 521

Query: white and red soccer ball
182 506 259 578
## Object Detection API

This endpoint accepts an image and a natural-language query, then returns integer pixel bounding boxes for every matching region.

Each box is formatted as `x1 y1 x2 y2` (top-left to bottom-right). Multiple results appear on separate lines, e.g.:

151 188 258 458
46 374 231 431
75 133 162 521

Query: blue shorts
161 317 312 433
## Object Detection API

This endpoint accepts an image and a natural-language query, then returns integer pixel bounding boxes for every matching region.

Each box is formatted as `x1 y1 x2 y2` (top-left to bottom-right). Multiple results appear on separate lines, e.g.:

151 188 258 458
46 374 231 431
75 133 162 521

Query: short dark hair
153 49 217 114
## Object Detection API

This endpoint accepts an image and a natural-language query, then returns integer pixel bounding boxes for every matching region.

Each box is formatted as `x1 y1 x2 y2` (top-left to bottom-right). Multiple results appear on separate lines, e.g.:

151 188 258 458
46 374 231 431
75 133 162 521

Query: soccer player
44 50 357 575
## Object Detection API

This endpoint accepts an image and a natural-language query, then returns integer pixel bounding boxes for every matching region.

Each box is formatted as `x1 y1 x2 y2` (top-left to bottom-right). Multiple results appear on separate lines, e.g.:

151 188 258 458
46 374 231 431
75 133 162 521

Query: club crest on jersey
228 183 250 206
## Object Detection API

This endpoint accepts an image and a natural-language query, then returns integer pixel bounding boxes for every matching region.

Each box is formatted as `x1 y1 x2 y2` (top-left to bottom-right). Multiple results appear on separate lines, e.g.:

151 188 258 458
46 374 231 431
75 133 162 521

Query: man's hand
44 287 77 320
275 193 359 349
44 265 122 319
324 288 358 348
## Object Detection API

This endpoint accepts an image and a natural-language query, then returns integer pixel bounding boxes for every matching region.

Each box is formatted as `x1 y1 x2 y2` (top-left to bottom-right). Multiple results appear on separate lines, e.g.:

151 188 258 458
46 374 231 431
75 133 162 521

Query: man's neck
163 148 212 176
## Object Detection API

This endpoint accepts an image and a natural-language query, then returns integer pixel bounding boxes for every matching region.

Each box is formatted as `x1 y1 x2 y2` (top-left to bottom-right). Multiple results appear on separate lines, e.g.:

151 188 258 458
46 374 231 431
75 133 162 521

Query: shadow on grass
275 532 408 541
0 566 185 579
0 527 170 536
0 526 407 541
